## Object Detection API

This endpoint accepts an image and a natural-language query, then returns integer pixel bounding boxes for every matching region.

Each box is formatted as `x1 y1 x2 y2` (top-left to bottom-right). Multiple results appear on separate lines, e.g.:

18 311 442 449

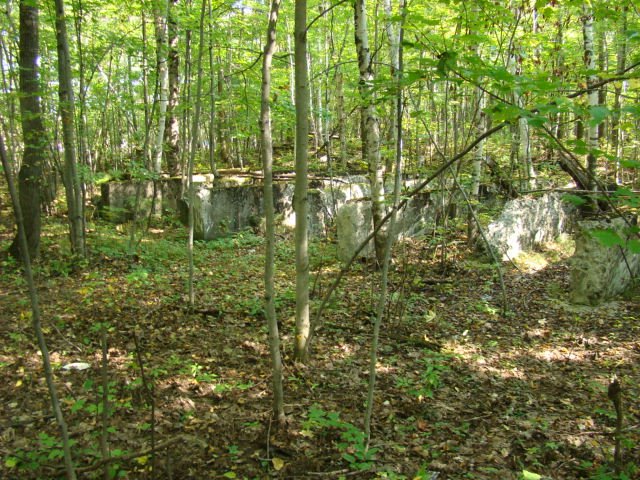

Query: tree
1 129 77 480
611 6 628 184
153 0 169 175
165 0 181 177
354 0 385 265
186 0 208 308
8 1 46 260
54 0 86 258
293 0 311 362
261 0 285 423
583 1 598 190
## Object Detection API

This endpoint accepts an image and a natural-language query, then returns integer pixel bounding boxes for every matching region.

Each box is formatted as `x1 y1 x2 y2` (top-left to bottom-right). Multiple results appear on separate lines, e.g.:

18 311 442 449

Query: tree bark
1 131 77 480
583 2 598 190
293 0 311 362
165 0 180 176
611 6 627 184
8 1 46 260
153 0 169 175
54 0 86 257
364 0 405 444
187 0 207 307
354 0 385 265
207 0 217 175
260 0 286 422
383 0 399 173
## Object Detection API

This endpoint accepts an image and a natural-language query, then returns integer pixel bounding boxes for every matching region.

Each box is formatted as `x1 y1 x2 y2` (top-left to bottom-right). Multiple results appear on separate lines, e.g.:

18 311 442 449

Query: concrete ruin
482 192 576 260
570 217 640 305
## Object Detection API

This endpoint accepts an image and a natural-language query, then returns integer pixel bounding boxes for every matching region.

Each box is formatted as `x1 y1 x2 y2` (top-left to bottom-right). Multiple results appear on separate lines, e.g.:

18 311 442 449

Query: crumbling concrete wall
570 217 640 305
483 192 576 260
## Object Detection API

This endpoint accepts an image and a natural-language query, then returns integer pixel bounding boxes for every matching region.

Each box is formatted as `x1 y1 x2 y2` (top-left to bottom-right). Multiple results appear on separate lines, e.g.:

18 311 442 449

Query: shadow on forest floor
0 219 638 479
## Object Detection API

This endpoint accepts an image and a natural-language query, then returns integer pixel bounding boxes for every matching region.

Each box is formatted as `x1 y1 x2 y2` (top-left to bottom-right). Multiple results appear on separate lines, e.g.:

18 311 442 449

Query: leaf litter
0 224 638 479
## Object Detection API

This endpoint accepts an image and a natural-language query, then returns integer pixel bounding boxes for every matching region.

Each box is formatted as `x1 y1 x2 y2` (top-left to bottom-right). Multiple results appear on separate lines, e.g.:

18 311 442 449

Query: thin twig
70 437 184 474
132 329 156 480
310 122 509 340
100 328 110 480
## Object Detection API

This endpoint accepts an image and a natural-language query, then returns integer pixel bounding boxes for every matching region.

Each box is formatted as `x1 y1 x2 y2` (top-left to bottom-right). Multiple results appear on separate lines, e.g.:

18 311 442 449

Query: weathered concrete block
99 181 160 222
570 217 640 305
336 200 375 262
483 192 576 260
335 191 433 263
188 185 263 239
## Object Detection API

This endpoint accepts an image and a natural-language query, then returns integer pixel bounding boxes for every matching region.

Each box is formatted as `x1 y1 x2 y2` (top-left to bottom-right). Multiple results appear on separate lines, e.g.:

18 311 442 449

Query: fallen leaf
272 457 285 471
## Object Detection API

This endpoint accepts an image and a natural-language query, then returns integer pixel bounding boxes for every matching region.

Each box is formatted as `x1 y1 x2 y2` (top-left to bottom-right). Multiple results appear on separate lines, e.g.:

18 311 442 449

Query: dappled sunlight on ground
0 223 638 479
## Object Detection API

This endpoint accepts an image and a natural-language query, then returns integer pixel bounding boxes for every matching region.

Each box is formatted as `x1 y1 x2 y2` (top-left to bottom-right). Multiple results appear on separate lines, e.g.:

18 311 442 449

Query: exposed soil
0 218 638 479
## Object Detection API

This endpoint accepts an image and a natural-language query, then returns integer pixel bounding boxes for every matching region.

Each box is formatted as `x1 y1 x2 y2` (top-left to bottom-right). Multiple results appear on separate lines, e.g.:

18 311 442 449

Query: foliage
395 350 452 401
303 405 379 471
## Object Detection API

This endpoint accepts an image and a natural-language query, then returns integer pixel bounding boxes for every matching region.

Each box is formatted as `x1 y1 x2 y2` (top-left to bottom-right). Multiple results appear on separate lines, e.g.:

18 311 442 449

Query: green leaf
628 239 640 254
588 106 610 126
622 105 640 116
5 457 18 468
620 159 640 169
526 114 547 127
342 453 356 463
71 398 87 413
562 194 587 206
490 66 514 82
590 229 624 248
521 470 542 480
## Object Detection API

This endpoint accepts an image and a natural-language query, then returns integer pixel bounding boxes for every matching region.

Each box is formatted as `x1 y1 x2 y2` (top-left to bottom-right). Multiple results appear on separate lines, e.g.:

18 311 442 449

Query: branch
567 60 640 99
69 437 185 474
306 0 350 33
227 52 264 79
310 121 509 337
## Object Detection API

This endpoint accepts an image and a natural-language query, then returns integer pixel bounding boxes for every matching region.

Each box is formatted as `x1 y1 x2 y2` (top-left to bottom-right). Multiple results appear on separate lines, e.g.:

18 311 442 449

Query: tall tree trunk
165 0 180 176
153 0 169 175
8 1 46 260
180 28 192 180
470 3 484 200
71 0 92 222
612 6 627 184
216 59 230 164
141 11 152 165
364 0 405 443
293 0 310 362
260 0 285 422
335 69 347 168
0 24 20 181
583 2 598 190
54 0 86 257
383 0 399 174
552 6 565 155
207 0 217 175
597 28 607 145
468 8 485 244
0 131 77 480
354 0 385 265
187 0 207 307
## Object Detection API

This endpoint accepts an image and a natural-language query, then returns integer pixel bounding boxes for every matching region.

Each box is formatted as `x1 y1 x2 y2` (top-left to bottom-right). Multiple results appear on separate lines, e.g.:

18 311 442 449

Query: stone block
570 217 640 305
483 192 576 260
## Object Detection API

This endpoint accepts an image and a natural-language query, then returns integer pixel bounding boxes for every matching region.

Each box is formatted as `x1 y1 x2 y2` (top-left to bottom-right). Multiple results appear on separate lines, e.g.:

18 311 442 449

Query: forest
1 0 640 478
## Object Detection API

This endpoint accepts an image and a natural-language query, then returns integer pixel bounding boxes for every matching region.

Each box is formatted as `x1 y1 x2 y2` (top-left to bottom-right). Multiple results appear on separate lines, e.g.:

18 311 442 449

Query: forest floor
0 216 639 480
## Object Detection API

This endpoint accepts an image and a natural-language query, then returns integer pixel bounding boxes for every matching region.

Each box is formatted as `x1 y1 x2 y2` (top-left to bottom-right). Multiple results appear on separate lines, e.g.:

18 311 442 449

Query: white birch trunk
613 7 628 184
153 0 169 175
354 0 385 265
583 2 598 190
293 0 310 362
